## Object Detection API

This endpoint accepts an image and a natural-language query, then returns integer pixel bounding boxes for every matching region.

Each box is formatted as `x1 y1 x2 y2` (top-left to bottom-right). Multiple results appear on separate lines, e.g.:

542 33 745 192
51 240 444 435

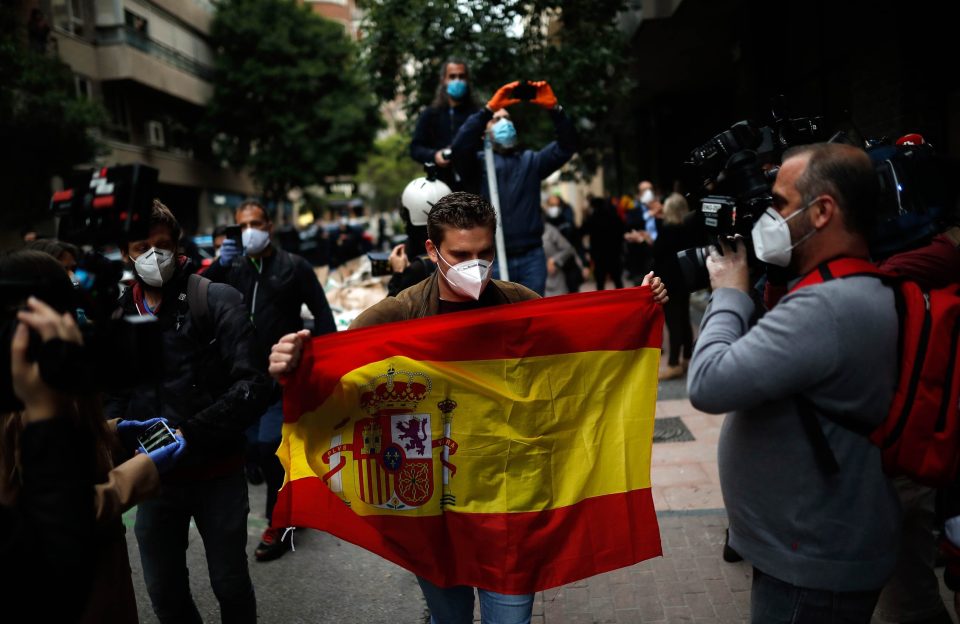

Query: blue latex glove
145 433 188 474
116 417 167 453
219 238 240 265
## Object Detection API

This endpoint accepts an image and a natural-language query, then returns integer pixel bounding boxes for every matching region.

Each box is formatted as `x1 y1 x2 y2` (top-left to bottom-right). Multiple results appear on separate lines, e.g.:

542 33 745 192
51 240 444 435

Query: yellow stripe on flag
278 347 659 517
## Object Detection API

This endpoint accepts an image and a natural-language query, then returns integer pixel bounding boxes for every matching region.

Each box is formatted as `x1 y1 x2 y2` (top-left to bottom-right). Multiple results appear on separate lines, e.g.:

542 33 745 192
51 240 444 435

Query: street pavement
123 282 958 623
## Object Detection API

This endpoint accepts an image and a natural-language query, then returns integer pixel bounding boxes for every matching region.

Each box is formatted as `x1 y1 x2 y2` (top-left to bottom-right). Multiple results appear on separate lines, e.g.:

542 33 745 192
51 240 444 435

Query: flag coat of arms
274 287 664 594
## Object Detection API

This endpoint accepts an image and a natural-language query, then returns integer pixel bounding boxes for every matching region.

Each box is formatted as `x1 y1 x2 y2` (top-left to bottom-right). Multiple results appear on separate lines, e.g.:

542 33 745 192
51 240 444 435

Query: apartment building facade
42 0 256 233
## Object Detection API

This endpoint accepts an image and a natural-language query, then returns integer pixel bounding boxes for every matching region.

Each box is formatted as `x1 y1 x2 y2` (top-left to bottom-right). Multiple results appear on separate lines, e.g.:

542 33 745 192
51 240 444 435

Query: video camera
0 164 164 413
677 106 827 290
675 101 959 291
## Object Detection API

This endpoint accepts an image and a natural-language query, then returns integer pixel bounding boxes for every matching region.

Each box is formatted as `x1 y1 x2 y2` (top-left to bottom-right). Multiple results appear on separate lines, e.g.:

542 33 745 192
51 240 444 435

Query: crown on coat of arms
360 365 432 414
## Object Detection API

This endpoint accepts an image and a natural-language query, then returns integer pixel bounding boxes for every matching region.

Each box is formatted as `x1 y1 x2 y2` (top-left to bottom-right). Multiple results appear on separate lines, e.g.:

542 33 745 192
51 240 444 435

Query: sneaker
255 527 291 562
722 529 743 563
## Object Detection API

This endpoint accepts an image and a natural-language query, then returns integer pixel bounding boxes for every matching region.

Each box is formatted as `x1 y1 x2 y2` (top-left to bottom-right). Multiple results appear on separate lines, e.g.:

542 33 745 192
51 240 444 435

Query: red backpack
791 257 960 486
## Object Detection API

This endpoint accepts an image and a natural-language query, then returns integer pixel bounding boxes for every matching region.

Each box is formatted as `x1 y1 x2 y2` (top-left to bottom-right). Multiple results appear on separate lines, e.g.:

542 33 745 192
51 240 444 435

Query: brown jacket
350 273 540 329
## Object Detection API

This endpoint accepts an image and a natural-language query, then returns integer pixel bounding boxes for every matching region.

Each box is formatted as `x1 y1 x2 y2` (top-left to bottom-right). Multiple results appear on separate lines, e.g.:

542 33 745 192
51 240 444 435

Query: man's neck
796 239 871 276
446 97 459 109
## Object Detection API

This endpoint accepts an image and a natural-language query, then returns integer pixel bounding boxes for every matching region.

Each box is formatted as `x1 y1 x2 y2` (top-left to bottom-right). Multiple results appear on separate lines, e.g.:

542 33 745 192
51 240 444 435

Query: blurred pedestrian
410 59 479 191
203 199 336 562
583 197 625 290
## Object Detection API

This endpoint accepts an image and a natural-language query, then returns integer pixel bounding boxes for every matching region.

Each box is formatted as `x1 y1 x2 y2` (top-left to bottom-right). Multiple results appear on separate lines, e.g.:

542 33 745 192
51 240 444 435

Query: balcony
97 25 214 81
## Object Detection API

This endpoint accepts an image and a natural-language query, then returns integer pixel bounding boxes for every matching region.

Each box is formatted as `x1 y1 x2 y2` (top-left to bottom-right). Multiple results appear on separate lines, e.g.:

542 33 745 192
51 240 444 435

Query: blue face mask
446 79 467 100
491 119 518 149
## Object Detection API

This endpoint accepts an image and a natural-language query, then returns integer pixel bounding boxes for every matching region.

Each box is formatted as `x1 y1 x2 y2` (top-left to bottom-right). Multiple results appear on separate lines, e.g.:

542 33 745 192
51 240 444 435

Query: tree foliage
356 133 424 213
0 7 104 228
358 0 632 175
206 0 380 202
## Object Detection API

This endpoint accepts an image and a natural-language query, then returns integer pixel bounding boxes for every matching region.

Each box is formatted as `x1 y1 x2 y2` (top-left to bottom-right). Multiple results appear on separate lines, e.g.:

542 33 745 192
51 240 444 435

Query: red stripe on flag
284 287 663 420
272 476 662 594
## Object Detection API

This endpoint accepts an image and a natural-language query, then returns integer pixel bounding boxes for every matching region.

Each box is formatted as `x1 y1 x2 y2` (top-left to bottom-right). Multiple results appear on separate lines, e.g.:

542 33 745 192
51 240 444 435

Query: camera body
0 164 165 413
677 110 827 291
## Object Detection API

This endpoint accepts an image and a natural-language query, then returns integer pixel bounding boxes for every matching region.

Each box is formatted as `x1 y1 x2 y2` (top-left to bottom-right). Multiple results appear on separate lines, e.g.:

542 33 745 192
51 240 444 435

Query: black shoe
255 527 292 562
245 463 264 486
722 529 743 563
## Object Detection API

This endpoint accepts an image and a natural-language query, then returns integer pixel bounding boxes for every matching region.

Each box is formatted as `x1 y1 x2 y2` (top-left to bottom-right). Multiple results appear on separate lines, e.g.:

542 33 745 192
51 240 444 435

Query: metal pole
484 136 510 282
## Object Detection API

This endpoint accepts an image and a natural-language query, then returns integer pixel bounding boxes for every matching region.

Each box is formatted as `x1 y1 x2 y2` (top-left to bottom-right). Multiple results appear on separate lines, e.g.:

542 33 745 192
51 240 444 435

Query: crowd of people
2 58 960 624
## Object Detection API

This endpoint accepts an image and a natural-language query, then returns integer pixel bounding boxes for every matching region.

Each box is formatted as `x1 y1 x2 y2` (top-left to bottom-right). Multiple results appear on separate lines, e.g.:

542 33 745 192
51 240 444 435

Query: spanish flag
273 287 663 594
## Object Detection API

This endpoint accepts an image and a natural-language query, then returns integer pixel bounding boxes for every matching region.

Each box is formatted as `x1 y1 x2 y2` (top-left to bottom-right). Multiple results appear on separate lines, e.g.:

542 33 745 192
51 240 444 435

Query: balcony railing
97 25 214 81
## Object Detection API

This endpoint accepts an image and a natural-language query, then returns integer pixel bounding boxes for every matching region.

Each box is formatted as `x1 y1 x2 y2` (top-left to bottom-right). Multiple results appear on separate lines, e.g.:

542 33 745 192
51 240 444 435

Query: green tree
206 0 380 204
358 0 632 175
356 133 424 213
0 6 104 228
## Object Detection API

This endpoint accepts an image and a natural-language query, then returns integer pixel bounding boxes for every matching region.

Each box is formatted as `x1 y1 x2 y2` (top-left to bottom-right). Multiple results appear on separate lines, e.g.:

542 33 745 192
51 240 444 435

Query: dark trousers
594 257 623 291
134 471 256 624
259 440 284 523
751 568 881 624
663 291 693 366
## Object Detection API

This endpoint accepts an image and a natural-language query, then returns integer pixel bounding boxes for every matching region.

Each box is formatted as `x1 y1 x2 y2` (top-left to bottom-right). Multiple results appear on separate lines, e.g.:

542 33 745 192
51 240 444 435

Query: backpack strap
790 257 886 293
187 273 213 340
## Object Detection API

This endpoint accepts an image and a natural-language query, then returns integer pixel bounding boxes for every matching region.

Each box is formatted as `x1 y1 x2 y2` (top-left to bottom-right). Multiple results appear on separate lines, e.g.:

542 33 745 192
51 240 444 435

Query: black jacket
410 103 478 191
203 246 336 364
104 264 273 460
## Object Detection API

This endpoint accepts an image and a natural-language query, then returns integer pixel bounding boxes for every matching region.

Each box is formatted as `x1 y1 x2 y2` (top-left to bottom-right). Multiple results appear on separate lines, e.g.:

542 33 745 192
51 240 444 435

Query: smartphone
138 420 177 454
367 251 392 277
512 82 536 101
225 225 242 248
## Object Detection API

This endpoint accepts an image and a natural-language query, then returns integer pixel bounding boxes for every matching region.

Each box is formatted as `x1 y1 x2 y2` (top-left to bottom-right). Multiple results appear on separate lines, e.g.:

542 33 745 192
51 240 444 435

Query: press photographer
687 143 900 620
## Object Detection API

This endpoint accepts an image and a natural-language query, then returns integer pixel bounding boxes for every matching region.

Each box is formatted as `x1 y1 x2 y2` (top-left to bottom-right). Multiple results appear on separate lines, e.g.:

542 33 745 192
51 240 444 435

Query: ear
812 196 837 229
425 239 439 264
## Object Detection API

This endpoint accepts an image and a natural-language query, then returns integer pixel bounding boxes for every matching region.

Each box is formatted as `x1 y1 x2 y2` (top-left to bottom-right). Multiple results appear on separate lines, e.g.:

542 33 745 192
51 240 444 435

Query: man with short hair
269 192 666 623
687 143 901 622
106 200 272 624
410 59 479 191
204 199 336 561
451 81 577 296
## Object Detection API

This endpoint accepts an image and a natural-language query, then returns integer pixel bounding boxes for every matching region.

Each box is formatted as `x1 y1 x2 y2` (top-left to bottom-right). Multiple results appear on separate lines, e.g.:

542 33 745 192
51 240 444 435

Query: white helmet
401 176 451 226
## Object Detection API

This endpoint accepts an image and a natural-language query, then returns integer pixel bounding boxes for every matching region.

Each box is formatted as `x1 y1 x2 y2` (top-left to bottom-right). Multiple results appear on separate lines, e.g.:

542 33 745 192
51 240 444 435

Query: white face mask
134 247 176 287
640 189 654 205
750 200 818 267
436 251 493 301
546 206 561 219
242 227 271 255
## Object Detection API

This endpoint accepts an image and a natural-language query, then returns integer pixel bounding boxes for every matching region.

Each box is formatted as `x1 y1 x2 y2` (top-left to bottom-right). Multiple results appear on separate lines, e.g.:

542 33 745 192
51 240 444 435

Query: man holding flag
269 192 667 623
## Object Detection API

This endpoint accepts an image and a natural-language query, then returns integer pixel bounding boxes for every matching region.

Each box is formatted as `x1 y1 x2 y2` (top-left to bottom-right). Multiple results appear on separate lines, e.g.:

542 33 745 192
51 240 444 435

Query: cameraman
204 199 335 562
687 143 900 621
106 200 272 623
450 80 577 295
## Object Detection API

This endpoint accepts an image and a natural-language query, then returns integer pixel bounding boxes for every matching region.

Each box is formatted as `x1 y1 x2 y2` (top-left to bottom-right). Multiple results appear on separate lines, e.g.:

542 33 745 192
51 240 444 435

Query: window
51 0 85 36
124 10 149 36
74 74 93 100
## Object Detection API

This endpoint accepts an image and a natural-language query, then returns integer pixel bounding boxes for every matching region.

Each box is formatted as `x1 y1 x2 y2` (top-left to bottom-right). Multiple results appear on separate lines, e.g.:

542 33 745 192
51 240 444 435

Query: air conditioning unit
145 120 165 148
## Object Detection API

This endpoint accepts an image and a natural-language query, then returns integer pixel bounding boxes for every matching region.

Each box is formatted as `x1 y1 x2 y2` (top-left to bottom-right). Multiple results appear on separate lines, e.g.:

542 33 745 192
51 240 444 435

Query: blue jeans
135 470 256 624
417 576 533 624
750 567 881 624
492 246 546 296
